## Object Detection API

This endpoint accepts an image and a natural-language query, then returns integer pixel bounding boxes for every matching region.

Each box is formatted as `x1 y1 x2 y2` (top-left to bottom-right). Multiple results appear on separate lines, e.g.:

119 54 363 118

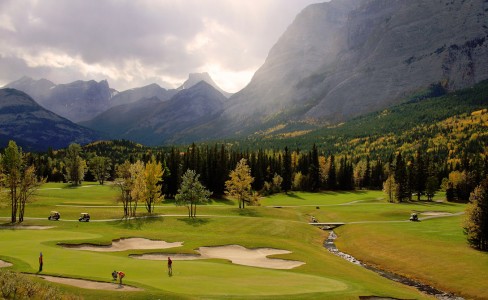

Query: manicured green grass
335 216 488 299
1 186 477 299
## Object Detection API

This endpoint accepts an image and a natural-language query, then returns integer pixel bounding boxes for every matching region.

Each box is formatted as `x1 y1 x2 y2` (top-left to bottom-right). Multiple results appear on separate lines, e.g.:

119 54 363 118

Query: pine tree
394 152 409 202
464 177 488 251
282 147 292 192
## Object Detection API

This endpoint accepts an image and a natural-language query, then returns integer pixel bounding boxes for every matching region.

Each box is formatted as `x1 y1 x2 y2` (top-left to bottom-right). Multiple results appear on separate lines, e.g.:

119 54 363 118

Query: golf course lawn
0 182 483 299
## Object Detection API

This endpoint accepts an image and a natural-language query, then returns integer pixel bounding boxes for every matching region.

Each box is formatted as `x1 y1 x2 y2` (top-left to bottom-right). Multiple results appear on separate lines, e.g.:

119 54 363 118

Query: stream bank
324 231 464 300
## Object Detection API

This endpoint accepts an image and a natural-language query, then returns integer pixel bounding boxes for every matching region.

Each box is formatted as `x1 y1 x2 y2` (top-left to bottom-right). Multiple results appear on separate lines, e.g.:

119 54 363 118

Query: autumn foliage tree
1 141 44 223
144 157 164 213
225 158 254 209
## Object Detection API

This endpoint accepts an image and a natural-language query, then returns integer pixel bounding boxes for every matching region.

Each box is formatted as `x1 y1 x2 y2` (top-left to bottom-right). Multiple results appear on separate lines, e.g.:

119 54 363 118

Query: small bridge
308 222 345 230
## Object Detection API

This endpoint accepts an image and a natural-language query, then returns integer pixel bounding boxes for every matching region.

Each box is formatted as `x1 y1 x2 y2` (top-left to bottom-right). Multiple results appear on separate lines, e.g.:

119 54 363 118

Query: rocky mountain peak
178 72 232 98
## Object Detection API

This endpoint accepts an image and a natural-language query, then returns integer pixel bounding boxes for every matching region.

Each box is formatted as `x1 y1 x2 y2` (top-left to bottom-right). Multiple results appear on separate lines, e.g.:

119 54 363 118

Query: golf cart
79 213 90 222
48 211 60 221
409 213 419 222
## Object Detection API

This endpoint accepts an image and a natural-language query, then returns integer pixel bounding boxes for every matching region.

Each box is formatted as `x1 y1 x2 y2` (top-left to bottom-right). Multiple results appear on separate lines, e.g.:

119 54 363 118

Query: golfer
167 257 172 276
38 252 43 272
118 271 125 286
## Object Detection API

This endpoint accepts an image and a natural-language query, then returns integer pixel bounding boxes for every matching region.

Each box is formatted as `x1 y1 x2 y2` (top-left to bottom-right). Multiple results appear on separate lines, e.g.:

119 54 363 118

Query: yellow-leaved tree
225 158 254 209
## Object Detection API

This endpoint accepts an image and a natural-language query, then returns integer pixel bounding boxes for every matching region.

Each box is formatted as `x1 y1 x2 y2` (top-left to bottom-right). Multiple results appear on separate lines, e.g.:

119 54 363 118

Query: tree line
2 139 487 251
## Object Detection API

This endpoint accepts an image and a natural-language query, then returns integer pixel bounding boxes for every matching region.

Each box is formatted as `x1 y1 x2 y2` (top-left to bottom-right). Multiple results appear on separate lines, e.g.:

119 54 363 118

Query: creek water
324 231 464 300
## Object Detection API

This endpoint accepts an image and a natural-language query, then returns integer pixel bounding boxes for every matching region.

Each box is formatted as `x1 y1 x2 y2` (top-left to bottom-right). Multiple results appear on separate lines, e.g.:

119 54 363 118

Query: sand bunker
132 245 305 269
0 260 12 268
39 275 142 291
62 238 182 252
420 211 452 217
0 225 54 230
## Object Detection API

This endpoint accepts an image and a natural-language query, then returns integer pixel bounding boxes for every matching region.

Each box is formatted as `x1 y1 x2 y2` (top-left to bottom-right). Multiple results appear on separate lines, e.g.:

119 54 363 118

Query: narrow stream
324 231 464 300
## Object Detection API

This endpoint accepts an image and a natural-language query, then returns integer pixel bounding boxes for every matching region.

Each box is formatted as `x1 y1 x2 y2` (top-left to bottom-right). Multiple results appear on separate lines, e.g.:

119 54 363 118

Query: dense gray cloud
0 0 320 92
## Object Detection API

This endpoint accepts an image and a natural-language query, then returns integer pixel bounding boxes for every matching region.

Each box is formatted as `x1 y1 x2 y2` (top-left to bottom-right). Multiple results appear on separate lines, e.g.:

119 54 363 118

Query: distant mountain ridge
80 81 226 145
4 72 230 123
0 88 101 151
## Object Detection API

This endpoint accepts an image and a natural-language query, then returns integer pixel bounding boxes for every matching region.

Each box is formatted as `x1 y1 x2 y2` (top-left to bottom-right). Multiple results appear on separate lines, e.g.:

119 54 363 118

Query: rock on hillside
218 0 488 136
0 88 101 151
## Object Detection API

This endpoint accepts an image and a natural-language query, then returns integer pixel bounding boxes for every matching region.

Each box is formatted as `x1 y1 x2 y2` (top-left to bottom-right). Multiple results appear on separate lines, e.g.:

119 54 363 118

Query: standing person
118 271 125 287
112 270 118 281
38 252 43 272
167 256 172 276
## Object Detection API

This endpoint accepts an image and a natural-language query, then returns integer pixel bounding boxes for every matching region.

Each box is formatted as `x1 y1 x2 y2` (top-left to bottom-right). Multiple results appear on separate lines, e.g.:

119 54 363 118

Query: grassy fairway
1 184 471 299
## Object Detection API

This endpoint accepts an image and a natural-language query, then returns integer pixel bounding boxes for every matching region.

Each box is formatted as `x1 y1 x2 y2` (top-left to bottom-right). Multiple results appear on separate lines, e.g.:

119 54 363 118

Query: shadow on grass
209 198 234 205
402 200 460 207
285 192 305 200
233 208 261 217
177 218 210 227
113 215 162 230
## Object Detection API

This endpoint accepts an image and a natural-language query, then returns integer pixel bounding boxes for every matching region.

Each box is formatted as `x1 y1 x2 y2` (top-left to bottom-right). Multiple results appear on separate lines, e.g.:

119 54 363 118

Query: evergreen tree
464 177 488 251
282 147 292 192
413 151 427 200
327 155 337 190
394 152 409 202
175 169 212 218
309 144 320 191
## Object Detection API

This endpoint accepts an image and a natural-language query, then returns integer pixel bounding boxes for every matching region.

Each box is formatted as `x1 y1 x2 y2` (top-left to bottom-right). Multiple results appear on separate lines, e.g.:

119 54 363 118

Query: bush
0 269 82 300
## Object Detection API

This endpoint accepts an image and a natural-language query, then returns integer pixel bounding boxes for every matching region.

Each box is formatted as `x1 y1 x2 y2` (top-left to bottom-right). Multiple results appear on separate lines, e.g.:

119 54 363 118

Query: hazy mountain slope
213 0 488 137
5 77 115 122
4 76 55 99
0 88 101 151
110 83 176 105
82 81 226 145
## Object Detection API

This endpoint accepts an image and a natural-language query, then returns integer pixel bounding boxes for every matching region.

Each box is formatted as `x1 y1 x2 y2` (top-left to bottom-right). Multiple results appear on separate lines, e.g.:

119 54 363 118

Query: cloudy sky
0 0 321 93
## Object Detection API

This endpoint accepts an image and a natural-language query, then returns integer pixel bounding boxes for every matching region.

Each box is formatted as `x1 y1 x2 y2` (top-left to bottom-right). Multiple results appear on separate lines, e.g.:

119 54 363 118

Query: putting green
0 229 349 296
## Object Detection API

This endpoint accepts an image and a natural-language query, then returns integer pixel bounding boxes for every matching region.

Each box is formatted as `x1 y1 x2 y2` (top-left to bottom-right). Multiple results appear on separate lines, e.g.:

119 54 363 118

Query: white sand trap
39 275 142 291
198 245 305 269
0 260 12 268
0 225 54 230
63 238 182 252
132 245 305 269
421 211 452 216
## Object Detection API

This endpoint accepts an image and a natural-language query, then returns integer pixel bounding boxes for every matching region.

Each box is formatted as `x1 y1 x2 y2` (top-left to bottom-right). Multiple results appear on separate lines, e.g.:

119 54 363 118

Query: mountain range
0 89 100 151
2 0 488 149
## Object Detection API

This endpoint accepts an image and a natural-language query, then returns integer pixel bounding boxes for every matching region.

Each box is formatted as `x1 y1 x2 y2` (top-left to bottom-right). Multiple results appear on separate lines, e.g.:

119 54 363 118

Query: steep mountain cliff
215 0 488 137
0 88 101 151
